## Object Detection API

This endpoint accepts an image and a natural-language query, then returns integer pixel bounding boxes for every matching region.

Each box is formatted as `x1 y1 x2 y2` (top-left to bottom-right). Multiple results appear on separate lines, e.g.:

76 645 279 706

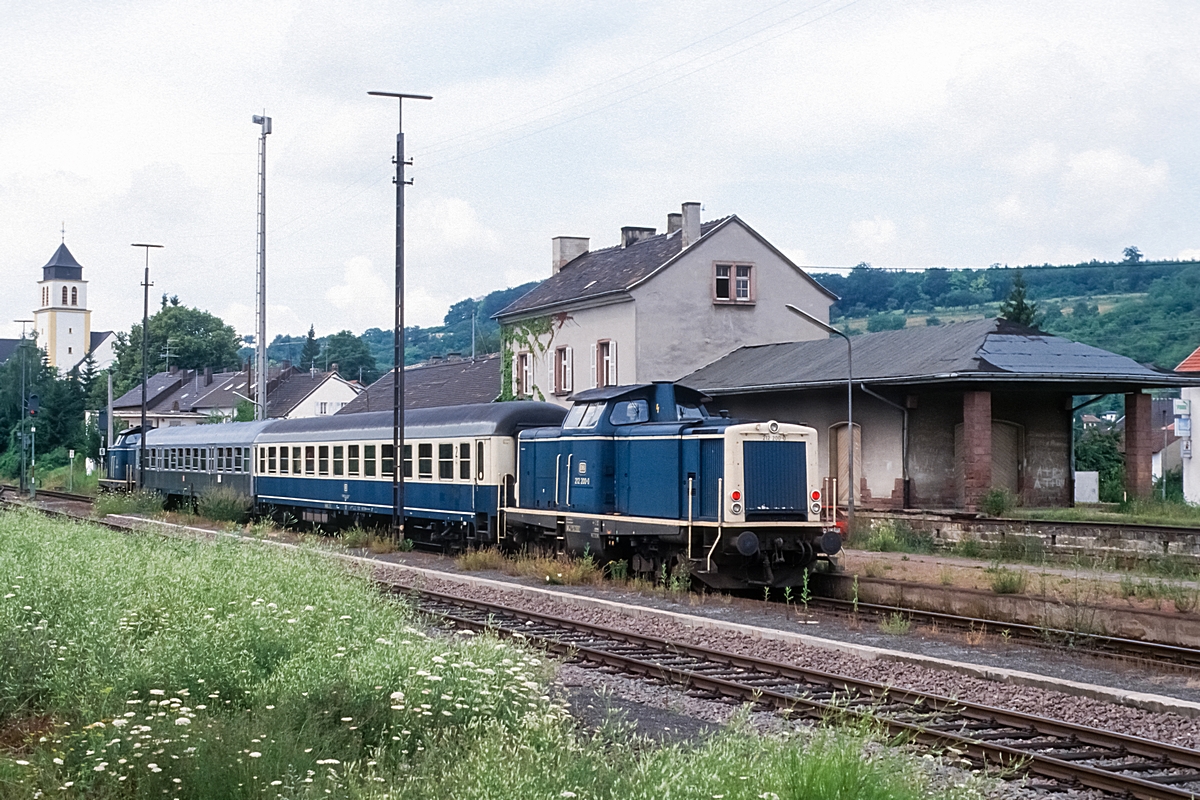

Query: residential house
112 363 360 428
493 202 837 406
684 319 1198 511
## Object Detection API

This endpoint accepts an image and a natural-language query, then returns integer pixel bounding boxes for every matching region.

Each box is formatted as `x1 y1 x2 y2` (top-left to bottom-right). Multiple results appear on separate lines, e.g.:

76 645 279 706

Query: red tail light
731 490 741 501
811 490 821 501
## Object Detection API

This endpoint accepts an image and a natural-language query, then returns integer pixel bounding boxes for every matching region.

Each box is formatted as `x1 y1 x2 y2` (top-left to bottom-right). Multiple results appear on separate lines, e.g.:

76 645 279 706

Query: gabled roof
264 371 344 418
684 318 1199 395
337 354 502 414
113 367 348 418
1178 345 1200 373
90 330 114 350
42 243 84 281
494 215 836 320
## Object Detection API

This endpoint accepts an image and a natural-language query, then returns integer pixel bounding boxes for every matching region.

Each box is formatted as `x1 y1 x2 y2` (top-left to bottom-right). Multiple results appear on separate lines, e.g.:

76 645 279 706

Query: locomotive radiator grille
742 440 808 519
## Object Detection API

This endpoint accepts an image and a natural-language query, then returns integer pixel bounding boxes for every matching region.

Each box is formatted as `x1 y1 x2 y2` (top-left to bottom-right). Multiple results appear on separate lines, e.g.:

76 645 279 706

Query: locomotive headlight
810 502 821 514
731 502 743 515
768 421 779 434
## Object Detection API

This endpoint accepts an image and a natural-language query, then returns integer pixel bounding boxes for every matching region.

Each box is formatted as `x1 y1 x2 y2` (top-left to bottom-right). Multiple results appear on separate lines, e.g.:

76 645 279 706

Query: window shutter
608 340 618 386
590 344 598 388
512 354 520 396
522 356 531 397
564 347 573 393
546 354 554 397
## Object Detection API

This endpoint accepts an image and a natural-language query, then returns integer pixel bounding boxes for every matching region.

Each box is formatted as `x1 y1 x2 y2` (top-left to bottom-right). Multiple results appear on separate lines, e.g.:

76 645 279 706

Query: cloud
849 217 897 257
1177 249 1200 261
325 257 393 330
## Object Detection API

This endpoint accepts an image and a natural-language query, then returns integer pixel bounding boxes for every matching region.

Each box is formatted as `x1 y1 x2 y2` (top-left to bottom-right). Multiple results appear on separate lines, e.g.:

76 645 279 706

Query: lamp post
132 243 163 489
252 114 271 420
785 304 854 533
368 90 432 541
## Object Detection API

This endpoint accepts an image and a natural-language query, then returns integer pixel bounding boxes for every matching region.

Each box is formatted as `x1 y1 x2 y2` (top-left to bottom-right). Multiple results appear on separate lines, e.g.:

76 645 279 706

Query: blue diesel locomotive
105 382 839 588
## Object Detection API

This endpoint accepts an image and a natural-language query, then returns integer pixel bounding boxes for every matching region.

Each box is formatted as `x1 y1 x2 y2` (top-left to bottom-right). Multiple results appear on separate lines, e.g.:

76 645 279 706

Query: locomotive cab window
610 399 649 425
563 402 606 429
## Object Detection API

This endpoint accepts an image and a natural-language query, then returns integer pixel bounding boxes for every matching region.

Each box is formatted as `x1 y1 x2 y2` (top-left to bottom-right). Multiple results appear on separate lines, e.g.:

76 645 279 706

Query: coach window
305 446 315 475
418 443 433 479
364 445 376 477
243 448 251 472
403 444 413 478
264 446 273 473
233 448 242 473
318 446 330 475
438 443 454 480
200 448 207 472
458 442 471 480
215 448 223 471
333 446 344 476
348 445 359 476
381 444 395 477
280 446 289 474
187 449 194 470
292 446 302 474
258 448 265 474
476 441 485 481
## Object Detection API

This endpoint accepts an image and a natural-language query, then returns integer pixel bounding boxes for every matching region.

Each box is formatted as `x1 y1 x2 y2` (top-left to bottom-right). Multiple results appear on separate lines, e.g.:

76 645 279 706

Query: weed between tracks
0 507 987 800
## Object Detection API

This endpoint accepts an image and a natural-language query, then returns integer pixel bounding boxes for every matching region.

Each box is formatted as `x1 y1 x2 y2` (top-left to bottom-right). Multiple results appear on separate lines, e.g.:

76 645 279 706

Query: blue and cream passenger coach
252 403 565 540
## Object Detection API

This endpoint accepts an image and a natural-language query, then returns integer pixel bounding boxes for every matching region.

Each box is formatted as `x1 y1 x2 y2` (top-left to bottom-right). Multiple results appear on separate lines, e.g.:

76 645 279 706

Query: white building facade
32 243 115 373
495 202 837 407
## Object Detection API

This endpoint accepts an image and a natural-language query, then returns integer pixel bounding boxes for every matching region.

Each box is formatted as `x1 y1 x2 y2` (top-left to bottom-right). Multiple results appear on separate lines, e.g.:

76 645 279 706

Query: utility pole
132 243 163 489
368 90 432 541
253 114 272 420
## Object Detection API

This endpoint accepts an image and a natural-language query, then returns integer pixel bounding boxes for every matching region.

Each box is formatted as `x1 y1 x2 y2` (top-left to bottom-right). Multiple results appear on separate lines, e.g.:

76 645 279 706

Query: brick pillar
1124 391 1153 499
962 391 992 510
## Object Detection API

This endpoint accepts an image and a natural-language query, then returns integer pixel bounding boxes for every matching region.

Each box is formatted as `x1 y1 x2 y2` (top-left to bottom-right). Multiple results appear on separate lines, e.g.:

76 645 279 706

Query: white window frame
515 351 531 398
555 345 573 395
592 340 617 388
713 261 755 304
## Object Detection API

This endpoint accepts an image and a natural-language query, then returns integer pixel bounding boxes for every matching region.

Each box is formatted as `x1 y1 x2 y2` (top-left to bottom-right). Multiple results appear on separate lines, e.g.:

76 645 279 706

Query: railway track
0 484 95 504
806 595 1200 673
413 587 1200 799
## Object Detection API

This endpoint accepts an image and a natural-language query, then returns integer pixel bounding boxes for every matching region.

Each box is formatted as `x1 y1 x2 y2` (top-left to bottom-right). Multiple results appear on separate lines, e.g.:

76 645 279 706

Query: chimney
169 364 178 375
621 226 656 248
330 362 339 375
681 202 701 248
552 236 589 275
281 359 291 371
667 213 682 234
446 352 462 362
204 367 212 386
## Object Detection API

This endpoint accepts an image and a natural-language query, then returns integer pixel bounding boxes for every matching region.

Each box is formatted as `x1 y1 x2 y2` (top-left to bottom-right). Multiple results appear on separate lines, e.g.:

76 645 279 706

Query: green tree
109 304 241 394
323 330 378 383
1123 246 1143 264
300 325 321 371
999 269 1039 326
233 398 256 422
1075 429 1125 502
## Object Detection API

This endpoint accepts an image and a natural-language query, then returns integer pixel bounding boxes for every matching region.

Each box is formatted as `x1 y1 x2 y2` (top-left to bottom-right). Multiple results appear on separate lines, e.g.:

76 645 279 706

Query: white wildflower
249 752 262 758
174 717 191 726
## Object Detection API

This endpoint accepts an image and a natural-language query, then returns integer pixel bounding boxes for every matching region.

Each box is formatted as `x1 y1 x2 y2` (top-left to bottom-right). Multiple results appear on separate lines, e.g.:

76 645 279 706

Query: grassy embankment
0 508 987 800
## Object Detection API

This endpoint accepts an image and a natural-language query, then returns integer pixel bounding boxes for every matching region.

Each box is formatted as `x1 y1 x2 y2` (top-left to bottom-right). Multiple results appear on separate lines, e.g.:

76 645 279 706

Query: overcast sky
3 0 1198 342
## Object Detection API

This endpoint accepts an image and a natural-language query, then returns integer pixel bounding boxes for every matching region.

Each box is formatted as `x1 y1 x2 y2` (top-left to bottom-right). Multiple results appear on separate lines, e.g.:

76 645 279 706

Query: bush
989 566 1028 594
94 489 163 517
196 486 253 522
855 520 934 554
980 488 1014 517
866 312 907 332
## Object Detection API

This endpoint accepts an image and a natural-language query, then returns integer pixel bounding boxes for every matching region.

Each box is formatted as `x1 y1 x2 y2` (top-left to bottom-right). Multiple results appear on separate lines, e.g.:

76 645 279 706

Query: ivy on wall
498 313 571 402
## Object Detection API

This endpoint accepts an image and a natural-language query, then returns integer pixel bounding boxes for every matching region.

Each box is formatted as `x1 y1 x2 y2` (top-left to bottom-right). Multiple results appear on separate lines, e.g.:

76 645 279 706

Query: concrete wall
992 391 1072 507
907 391 960 507
632 221 833 383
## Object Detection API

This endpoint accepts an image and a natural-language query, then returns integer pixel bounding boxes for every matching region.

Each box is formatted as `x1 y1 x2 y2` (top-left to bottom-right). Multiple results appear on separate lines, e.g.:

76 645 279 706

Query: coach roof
144 419 277 446
256 402 566 443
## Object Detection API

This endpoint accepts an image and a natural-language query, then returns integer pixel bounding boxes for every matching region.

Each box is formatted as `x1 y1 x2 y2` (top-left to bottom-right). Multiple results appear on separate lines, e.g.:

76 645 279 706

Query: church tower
34 243 91 372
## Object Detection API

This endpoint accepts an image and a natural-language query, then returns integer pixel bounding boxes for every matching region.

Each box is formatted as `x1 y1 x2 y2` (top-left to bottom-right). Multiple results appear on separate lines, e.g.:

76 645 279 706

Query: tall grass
94 489 164 518
0 508 985 800
455 547 604 586
196 486 253 523
849 520 934 554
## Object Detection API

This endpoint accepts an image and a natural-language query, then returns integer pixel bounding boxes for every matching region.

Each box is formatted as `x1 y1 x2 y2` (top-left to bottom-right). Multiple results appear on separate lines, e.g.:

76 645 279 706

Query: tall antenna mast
253 113 272 420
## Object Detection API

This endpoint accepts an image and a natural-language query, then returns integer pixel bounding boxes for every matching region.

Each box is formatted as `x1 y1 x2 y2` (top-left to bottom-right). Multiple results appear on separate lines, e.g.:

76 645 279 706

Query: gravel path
383 563 1200 752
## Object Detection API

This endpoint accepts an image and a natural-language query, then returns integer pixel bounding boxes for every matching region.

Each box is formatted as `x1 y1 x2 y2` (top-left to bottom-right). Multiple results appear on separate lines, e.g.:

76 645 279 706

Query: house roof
113 366 346 418
494 216 837 320
684 318 1200 395
1178 345 1200 373
337 354 502 414
42 243 84 281
89 330 113 351
264 371 337 417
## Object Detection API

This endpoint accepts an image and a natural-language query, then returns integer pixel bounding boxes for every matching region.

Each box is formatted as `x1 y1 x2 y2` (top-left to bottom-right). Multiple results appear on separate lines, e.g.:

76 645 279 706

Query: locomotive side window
438 443 454 480
381 444 395 477
403 444 413 478
280 447 289 474
364 445 376 477
418 443 433 479
458 442 471 480
318 446 330 476
305 446 315 475
333 446 344 476
292 447 301 474
610 399 649 425
476 441 485 481
348 445 359 476
563 402 605 429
